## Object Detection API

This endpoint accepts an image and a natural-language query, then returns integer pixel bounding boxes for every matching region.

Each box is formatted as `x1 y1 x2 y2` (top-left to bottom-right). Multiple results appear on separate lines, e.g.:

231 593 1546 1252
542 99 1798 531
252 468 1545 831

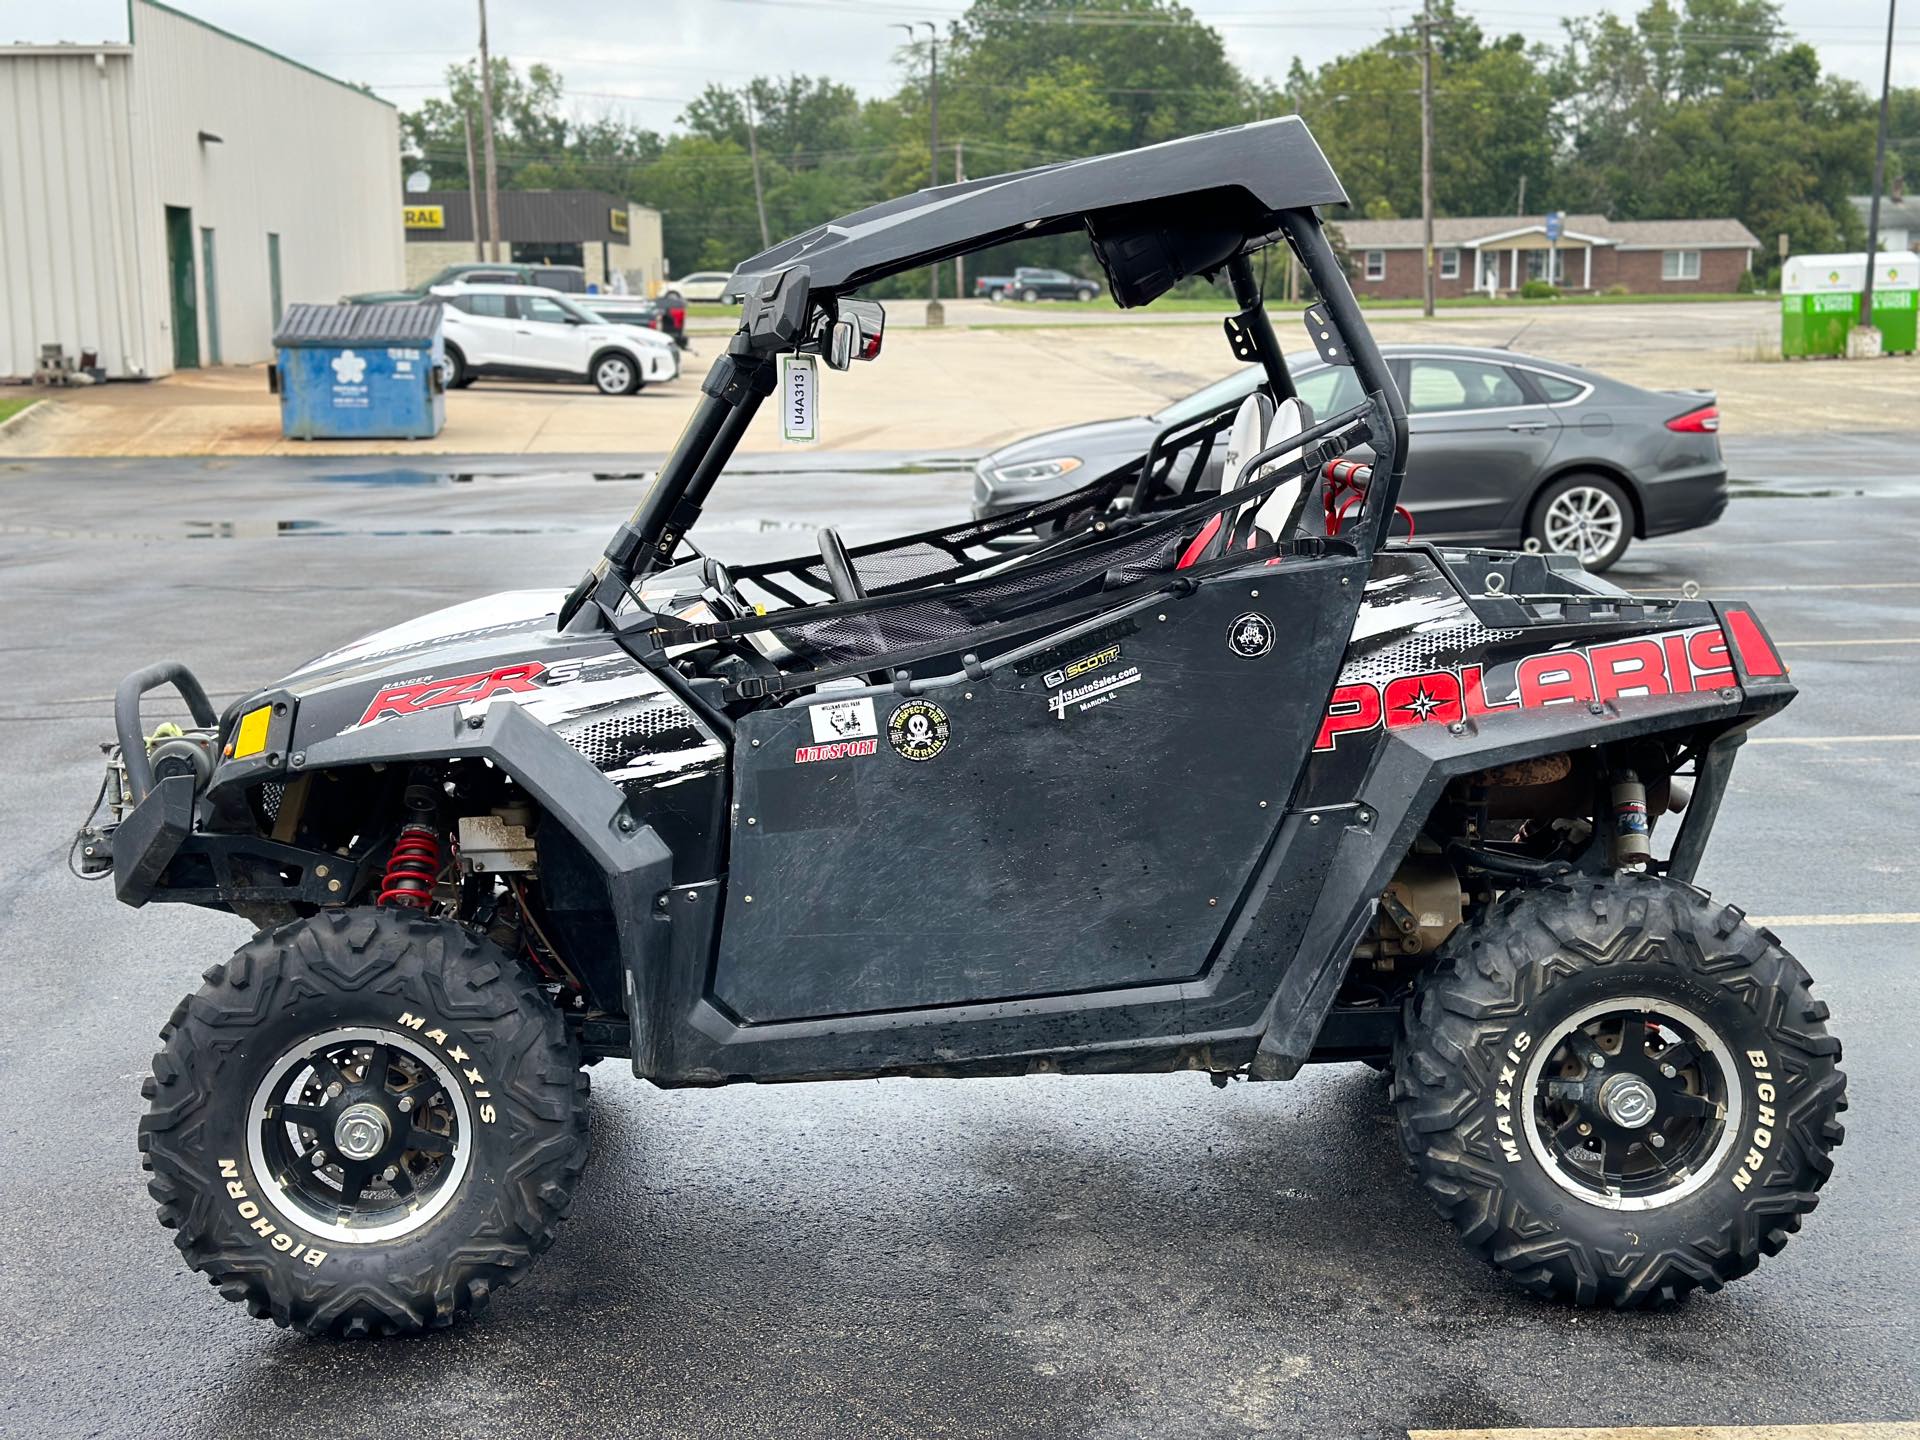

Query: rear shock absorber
377 783 443 910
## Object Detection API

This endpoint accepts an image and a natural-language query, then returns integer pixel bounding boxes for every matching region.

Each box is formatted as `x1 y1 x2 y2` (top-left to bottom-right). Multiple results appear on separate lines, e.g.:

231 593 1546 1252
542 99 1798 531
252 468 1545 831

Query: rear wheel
1393 874 1845 1307
1020 287 1040 303
442 344 473 389
139 909 589 1336
1076 286 1097 302
593 352 638 396
1528 472 1632 571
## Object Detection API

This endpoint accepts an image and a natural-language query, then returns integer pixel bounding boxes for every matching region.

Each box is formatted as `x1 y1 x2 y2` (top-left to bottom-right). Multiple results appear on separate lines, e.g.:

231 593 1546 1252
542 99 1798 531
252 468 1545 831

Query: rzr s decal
358 662 546 726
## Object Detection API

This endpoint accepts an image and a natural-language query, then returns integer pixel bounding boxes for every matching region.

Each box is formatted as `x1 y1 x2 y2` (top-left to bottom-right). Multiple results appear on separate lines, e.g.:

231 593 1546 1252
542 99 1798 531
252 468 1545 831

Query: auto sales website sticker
887 699 950 761
1227 612 1275 659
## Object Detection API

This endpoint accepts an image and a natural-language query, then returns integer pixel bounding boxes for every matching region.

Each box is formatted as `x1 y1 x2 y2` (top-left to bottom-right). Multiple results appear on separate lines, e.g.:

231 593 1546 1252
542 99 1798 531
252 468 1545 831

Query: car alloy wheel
1542 483 1625 565
595 356 635 395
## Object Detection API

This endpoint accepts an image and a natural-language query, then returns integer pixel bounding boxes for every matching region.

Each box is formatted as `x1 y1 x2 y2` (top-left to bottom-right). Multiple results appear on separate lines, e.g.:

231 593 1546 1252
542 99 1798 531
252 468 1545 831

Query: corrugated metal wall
130 0 406 372
0 48 150 380
0 3 406 380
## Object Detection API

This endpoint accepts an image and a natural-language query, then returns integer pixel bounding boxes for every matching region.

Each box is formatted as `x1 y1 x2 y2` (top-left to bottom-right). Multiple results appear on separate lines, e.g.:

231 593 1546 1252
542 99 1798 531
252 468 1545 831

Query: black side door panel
714 556 1365 1022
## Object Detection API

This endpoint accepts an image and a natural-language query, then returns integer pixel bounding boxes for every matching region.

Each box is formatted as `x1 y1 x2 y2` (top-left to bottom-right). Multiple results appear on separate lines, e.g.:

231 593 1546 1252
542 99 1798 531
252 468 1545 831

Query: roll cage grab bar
557 203 1409 634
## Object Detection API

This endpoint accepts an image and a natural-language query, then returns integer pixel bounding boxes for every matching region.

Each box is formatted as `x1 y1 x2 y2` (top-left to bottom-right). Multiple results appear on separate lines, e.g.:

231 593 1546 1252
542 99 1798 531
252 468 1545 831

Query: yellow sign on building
609 207 629 235
403 205 445 230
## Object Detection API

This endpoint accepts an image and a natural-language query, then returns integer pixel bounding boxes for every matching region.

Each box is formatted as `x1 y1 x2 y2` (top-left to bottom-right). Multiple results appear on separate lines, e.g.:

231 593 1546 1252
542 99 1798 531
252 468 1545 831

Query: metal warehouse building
0 0 404 380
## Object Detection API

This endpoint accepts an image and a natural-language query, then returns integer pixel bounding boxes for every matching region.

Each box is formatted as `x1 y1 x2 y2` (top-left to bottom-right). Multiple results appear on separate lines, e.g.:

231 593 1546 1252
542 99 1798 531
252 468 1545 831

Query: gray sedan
971 345 1727 570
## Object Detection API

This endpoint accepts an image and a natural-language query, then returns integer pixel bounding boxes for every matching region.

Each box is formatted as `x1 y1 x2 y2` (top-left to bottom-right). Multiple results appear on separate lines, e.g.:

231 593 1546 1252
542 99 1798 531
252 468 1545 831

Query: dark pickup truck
1001 266 1102 302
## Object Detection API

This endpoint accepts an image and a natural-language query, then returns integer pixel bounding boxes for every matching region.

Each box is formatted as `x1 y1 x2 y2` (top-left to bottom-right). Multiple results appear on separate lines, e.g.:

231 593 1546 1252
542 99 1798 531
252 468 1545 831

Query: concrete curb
0 395 44 442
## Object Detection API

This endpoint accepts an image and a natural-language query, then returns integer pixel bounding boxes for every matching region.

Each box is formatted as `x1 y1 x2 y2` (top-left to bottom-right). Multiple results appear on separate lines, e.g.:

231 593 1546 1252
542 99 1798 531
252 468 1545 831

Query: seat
1178 392 1270 569
1247 396 1316 544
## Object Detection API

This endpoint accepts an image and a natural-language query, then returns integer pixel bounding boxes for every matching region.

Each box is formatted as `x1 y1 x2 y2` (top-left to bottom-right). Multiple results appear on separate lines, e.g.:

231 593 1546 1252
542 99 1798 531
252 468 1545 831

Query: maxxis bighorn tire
138 909 589 1336
1392 873 1845 1307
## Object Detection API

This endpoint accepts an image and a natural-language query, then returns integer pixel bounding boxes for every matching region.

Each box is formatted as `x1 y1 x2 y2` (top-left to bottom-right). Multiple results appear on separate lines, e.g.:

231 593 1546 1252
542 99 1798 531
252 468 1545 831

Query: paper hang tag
779 353 819 444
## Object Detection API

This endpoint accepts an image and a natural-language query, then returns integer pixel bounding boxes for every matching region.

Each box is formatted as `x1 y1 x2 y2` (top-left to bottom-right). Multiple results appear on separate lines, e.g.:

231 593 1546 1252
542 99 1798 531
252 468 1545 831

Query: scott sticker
1043 644 1122 690
887 699 950 762
1227 612 1275 659
809 695 877 743
1049 665 1141 719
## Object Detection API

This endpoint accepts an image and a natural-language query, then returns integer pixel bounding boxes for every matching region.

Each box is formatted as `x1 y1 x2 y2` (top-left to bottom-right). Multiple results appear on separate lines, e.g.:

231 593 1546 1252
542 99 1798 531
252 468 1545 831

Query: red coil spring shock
378 823 442 909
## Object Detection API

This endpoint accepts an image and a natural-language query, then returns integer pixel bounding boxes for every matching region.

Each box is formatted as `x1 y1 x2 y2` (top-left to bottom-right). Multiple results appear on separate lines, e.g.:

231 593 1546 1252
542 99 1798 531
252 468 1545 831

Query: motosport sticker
887 699 950 762
809 696 877 743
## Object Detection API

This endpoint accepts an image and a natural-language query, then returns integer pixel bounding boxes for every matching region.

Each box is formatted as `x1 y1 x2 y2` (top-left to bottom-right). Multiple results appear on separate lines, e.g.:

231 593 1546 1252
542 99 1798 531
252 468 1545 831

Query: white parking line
1749 914 1920 927
1633 582 1920 594
1776 638 1920 648
1410 1424 1920 1439
1749 734 1920 745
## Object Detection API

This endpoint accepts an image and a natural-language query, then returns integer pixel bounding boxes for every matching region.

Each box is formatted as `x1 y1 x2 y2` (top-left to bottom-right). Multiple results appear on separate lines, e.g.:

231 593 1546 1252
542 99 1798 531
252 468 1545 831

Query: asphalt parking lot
0 436 1916 1439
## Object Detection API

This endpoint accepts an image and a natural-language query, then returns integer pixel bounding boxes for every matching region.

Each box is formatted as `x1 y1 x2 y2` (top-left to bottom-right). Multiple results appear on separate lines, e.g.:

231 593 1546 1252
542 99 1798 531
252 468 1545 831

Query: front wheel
1020 287 1040 303
1393 874 1845 1307
1076 287 1096 302
593 352 638 396
1528 472 1632 571
442 345 474 389
138 910 589 1336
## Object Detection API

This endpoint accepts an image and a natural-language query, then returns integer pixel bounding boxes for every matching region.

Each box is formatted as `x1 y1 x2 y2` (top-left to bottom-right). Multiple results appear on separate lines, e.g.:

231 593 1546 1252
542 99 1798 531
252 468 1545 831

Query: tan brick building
401 189 666 295
1336 215 1759 300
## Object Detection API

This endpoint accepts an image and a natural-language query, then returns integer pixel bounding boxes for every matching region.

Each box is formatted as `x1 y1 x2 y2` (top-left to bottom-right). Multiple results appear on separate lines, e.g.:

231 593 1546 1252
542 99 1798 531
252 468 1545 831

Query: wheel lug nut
1589 1054 1607 1069
382 1165 399 1181
326 1082 344 1098
397 1095 414 1113
311 1150 329 1167
1660 1064 1677 1078
1577 1122 1592 1136
1650 1134 1667 1149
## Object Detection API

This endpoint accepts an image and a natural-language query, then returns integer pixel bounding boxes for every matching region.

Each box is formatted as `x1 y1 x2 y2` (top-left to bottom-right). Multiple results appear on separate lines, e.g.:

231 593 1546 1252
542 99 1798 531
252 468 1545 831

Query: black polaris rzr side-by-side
80 118 1844 1336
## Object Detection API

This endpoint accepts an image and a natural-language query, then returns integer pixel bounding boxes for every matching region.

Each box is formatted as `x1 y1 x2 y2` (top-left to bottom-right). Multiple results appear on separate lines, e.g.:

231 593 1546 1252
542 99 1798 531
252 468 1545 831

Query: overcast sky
6 0 1914 132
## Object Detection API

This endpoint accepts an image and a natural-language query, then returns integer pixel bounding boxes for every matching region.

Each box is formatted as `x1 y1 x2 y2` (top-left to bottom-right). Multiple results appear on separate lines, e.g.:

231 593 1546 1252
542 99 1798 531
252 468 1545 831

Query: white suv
431 283 680 396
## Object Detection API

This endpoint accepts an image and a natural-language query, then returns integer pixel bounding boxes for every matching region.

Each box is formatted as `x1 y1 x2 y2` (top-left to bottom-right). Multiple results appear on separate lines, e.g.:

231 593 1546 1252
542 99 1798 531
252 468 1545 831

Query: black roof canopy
727 116 1346 310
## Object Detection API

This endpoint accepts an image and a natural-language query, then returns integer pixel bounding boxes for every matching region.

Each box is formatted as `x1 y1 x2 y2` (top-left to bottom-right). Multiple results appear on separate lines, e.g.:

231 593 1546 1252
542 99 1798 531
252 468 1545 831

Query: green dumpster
1781 251 1920 357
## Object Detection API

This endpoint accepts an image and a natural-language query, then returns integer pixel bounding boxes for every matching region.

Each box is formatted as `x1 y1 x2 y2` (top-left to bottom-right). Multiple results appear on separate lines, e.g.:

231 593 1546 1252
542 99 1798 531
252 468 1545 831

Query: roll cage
556 117 1410 676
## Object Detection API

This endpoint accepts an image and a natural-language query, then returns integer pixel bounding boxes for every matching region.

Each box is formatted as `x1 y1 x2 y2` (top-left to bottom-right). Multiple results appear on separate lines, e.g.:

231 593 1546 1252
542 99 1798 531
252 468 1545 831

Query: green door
165 206 199 370
267 233 284 329
200 227 221 365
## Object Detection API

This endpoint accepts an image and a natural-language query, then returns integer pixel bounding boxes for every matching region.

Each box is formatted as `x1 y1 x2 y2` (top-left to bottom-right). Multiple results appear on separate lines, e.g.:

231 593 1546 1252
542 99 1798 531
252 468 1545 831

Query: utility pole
462 110 484 261
897 21 942 323
1419 0 1435 317
1856 0 1897 350
1516 174 1526 217
476 0 502 263
742 90 771 250
954 140 965 298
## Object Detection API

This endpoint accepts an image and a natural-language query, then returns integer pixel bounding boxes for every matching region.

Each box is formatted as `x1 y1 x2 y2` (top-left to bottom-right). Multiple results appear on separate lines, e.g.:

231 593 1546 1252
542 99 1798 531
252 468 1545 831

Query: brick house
1335 215 1760 299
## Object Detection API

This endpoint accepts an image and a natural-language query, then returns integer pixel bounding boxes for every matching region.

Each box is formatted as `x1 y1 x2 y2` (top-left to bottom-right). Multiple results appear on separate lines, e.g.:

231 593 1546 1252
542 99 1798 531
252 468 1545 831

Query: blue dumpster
270 303 445 440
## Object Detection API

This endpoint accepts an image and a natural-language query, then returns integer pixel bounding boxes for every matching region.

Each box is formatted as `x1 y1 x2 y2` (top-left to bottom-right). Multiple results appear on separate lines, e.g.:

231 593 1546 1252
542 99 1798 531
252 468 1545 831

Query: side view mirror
824 319 856 371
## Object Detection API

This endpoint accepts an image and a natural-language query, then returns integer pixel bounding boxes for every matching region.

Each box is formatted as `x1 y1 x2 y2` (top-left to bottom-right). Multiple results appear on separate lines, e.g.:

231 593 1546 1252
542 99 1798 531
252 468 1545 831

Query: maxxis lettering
1494 1029 1534 1162
396 1010 497 1125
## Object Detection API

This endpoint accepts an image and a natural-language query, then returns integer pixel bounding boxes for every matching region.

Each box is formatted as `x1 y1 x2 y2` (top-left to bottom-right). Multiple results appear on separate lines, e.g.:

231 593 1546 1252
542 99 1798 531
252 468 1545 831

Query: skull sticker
886 699 951 762
1226 611 1276 660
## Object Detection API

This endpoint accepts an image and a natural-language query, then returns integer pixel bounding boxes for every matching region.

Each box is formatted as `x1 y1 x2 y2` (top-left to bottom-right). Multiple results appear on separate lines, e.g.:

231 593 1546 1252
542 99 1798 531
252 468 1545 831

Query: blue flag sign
1545 211 1564 243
